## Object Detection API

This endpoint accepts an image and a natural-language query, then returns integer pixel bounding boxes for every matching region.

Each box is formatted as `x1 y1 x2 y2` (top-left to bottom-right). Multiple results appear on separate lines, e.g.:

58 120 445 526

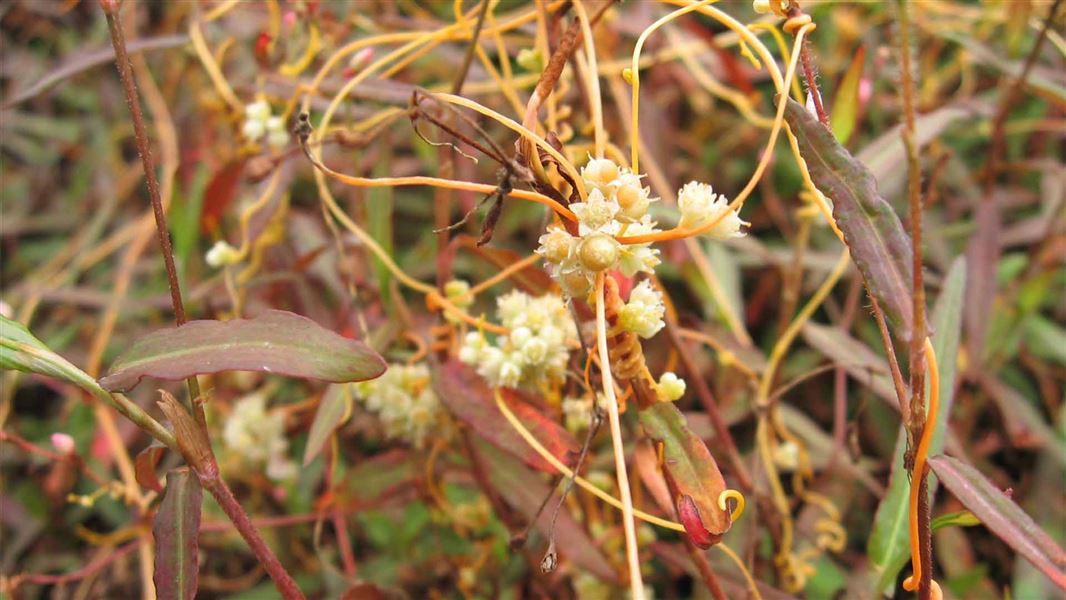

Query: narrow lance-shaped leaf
431 360 579 473
153 468 202 600
929 454 1066 590
100 310 387 392
135 443 168 493
303 384 352 465
2 315 102 393
829 46 866 145
639 401 731 548
784 98 927 341
867 257 966 593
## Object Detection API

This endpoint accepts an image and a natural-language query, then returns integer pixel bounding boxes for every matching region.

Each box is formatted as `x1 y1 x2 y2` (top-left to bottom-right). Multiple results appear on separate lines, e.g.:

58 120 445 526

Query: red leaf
153 468 201 600
135 443 167 493
639 402 731 548
431 360 578 473
200 160 245 234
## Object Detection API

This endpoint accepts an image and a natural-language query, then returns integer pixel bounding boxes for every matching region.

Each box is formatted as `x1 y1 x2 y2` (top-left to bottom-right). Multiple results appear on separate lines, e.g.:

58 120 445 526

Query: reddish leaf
476 440 617 582
100 310 386 392
784 98 927 341
929 454 1066 590
639 402 731 548
431 360 578 474
153 468 201 600
200 160 245 234
135 443 167 493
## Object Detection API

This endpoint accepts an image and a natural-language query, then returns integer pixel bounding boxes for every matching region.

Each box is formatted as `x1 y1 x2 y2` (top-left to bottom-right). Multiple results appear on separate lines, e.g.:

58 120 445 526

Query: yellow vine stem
621 19 811 245
672 40 775 129
573 0 605 158
203 0 241 22
756 247 851 570
305 162 510 335
463 253 542 299
748 22 805 102
903 337 941 594
492 389 684 533
716 541 764 600
188 20 243 113
595 273 645 600
306 144 576 222
629 0 716 172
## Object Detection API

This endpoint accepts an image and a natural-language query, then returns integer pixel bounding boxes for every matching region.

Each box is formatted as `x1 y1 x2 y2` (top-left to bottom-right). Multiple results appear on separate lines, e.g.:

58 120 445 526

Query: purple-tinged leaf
100 310 386 392
431 360 578 473
639 402 731 548
135 443 167 493
475 440 617 582
929 454 1066 590
303 384 351 465
784 98 927 341
153 468 201 600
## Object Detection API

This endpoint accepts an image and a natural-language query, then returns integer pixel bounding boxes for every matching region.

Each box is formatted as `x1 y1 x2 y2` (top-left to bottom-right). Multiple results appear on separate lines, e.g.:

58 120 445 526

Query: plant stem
101 1 205 427
897 3 932 596
198 461 306 600
594 273 645 600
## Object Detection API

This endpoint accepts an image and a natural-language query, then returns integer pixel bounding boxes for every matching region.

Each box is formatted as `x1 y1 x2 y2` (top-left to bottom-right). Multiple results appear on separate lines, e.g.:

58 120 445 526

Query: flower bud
577 233 619 272
582 157 619 188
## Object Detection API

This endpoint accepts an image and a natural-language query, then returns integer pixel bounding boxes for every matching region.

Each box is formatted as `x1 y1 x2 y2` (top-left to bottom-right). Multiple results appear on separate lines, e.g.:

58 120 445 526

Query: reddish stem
198 461 306 600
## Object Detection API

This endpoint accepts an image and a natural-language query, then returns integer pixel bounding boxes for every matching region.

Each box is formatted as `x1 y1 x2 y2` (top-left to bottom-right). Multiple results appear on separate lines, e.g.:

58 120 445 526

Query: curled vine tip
718 489 746 522
902 577 943 599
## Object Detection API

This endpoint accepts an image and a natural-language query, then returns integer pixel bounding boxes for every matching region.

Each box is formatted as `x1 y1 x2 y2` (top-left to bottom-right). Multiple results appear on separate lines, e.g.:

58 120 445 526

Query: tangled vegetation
1 1 1064 598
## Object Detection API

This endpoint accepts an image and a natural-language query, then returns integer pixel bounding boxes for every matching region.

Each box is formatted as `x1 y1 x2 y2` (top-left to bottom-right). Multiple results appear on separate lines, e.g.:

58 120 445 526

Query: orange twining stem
903 337 940 592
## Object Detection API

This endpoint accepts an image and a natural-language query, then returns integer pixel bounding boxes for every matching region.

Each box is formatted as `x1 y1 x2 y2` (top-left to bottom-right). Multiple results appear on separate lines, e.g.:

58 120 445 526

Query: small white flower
205 240 240 268
222 393 294 481
618 280 665 339
444 279 473 307
562 396 593 432
571 188 619 233
612 173 652 222
496 291 529 326
242 118 267 141
522 337 548 364
351 363 450 448
581 157 620 190
266 128 289 150
616 218 661 277
677 181 748 240
536 226 575 264
246 100 271 122
656 372 686 402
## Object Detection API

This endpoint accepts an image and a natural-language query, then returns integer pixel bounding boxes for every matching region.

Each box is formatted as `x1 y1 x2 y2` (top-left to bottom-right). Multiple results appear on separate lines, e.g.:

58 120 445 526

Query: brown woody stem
102 1 205 427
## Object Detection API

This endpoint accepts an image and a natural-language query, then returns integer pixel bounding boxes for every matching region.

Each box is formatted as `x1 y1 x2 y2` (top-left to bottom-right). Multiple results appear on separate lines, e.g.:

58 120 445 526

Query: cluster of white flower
656 371 686 402
352 363 448 448
222 393 296 481
677 181 749 239
536 158 747 298
459 291 576 389
537 157 662 298
242 100 289 149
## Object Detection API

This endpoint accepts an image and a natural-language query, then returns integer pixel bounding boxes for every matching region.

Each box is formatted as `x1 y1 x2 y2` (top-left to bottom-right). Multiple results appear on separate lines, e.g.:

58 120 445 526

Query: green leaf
829 46 866 145
784 98 926 341
639 401 731 548
100 310 387 392
866 256 966 593
930 454 1066 590
153 468 202 600
303 384 352 465
931 509 981 531
1 315 101 393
